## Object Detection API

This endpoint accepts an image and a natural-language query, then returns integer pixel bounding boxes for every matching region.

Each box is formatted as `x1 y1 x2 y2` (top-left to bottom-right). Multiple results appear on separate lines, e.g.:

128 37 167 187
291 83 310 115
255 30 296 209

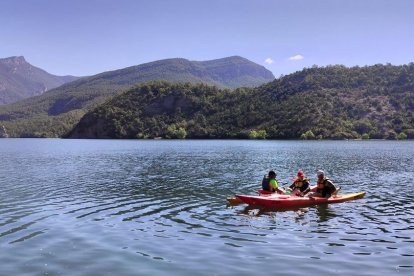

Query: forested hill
67 63 414 139
0 56 274 137
0 56 78 105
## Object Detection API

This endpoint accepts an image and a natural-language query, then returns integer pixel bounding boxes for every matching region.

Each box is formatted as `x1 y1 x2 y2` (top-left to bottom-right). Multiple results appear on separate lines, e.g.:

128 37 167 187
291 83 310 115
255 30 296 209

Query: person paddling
289 170 311 197
262 170 284 194
308 170 338 198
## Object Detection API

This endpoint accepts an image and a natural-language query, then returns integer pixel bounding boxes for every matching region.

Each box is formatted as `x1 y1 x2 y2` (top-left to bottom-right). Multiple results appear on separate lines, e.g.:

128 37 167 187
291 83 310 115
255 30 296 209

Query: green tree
166 124 187 139
248 130 258 139
176 127 187 139
301 130 316 140
248 129 266 139
361 133 370 140
397 132 407 140
256 130 267 139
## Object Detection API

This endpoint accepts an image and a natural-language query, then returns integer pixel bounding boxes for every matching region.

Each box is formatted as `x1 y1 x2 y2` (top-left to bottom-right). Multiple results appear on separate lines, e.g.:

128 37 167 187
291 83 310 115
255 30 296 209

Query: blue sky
1 0 413 77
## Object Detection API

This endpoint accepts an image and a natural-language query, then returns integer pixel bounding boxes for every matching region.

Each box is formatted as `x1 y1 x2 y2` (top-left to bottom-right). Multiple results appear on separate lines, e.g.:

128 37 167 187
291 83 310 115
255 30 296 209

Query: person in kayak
308 170 338 198
262 170 284 194
289 170 311 197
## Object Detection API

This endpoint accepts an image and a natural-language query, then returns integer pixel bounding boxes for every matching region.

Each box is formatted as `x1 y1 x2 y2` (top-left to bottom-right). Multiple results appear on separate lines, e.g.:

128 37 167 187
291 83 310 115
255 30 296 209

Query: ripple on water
0 140 413 275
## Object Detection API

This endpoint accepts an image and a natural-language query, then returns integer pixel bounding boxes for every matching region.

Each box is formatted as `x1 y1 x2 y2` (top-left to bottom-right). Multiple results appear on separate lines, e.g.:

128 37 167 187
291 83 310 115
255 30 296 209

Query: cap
317 170 325 177
297 170 304 177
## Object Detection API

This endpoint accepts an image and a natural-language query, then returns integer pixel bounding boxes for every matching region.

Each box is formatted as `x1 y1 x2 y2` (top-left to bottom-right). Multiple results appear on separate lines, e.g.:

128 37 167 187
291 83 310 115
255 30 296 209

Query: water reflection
314 205 337 222
239 205 308 216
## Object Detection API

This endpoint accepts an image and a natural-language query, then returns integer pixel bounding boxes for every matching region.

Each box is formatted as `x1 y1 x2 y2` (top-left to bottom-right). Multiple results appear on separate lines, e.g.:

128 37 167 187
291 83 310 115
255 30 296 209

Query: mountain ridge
0 56 79 104
0 56 275 137
78 56 274 88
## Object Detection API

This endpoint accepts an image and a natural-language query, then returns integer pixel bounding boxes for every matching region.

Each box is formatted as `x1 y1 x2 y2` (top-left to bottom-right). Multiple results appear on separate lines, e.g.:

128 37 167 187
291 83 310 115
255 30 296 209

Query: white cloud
289 54 304 61
264 58 274 64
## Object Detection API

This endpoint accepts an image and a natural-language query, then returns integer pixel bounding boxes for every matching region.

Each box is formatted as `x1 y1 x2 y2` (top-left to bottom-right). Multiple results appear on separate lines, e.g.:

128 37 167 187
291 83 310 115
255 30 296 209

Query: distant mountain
67 64 414 140
0 56 79 105
0 56 274 137
89 56 274 89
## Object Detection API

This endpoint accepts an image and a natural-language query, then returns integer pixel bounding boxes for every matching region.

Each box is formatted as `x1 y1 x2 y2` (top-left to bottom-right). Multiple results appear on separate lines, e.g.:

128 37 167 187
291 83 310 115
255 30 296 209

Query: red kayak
235 192 365 208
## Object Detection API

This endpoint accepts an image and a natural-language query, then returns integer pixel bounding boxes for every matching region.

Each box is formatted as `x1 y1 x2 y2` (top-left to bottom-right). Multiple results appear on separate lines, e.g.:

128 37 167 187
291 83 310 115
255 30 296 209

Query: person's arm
325 180 336 198
276 188 285 194
302 181 311 195
272 179 284 194
332 186 341 196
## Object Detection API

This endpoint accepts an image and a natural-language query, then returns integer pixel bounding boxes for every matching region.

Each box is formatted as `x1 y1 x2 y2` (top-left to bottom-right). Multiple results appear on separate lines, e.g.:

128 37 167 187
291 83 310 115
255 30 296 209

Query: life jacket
316 177 336 197
262 175 271 191
293 178 309 192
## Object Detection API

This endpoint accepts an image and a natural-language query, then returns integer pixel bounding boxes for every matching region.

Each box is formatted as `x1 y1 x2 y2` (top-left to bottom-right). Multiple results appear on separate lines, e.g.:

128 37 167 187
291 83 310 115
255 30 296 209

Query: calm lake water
0 139 413 275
